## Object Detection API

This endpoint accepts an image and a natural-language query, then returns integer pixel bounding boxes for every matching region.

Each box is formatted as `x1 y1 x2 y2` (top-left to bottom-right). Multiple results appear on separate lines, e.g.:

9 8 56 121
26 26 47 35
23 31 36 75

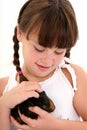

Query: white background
0 0 87 77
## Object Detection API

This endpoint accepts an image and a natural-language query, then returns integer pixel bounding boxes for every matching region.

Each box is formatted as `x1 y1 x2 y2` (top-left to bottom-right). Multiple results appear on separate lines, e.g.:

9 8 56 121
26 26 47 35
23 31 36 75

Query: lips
36 63 50 71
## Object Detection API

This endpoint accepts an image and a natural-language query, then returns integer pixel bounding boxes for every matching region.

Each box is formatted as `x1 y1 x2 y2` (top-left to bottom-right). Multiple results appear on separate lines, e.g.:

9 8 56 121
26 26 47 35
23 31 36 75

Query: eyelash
54 51 64 55
34 46 44 52
34 46 64 55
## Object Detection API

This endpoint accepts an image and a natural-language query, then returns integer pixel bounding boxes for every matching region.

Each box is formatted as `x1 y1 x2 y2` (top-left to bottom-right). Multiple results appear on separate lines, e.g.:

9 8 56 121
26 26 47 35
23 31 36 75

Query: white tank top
39 60 79 120
3 57 80 130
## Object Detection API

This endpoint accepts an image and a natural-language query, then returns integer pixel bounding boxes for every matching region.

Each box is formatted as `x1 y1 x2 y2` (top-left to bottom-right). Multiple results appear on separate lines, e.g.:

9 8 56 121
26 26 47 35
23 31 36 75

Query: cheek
30 51 41 61
55 54 65 66
24 49 40 63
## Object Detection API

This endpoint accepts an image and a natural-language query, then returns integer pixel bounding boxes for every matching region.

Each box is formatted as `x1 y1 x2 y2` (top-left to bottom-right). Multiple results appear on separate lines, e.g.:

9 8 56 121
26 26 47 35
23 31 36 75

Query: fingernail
29 107 33 110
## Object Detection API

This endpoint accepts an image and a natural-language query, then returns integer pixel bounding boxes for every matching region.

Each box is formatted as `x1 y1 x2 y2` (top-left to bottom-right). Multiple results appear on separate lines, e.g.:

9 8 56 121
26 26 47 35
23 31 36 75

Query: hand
0 81 42 110
11 106 58 130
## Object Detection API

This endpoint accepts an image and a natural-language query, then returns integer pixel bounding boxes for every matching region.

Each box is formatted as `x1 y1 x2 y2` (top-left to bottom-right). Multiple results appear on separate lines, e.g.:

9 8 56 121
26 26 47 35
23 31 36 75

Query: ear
16 25 22 42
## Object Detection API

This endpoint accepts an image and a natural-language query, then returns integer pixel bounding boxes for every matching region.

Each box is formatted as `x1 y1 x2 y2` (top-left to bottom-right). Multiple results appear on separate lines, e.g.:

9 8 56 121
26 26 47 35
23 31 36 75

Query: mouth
36 63 51 71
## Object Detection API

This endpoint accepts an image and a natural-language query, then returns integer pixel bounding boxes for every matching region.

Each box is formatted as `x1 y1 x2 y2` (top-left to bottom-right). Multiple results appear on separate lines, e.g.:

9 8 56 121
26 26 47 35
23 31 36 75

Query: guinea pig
11 90 55 124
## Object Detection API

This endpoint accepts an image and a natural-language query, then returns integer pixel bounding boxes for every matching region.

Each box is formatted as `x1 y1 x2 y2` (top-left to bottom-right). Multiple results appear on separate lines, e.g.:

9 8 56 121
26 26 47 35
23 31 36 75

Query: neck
21 66 55 82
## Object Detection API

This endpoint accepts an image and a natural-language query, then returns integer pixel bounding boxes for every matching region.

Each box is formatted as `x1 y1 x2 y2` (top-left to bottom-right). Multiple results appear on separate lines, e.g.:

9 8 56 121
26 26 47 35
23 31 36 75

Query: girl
0 0 87 130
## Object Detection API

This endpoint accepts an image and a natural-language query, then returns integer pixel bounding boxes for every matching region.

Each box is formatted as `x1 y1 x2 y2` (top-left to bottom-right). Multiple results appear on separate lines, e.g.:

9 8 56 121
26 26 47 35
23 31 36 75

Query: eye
54 51 64 55
34 46 45 52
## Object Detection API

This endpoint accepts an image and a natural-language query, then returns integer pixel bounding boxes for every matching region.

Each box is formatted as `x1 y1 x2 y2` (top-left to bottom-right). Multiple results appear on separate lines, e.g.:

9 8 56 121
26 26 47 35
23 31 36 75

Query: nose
41 49 54 64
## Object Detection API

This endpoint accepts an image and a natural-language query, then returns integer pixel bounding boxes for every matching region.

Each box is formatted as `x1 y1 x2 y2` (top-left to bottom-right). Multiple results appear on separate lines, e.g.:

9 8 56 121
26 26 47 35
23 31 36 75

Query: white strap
59 57 77 91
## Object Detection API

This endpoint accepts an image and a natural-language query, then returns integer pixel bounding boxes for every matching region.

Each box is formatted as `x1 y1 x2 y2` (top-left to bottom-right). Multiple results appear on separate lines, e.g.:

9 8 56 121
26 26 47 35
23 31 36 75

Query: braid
13 27 27 83
13 27 21 72
65 49 71 58
13 1 34 83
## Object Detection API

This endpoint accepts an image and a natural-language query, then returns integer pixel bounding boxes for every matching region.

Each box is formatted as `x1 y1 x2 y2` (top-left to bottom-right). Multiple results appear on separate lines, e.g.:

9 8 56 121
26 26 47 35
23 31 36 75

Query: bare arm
0 77 42 130
0 77 11 130
72 64 87 121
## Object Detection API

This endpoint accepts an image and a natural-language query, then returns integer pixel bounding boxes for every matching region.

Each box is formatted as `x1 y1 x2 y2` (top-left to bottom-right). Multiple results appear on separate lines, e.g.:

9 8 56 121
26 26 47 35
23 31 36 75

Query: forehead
28 28 39 42
27 27 59 48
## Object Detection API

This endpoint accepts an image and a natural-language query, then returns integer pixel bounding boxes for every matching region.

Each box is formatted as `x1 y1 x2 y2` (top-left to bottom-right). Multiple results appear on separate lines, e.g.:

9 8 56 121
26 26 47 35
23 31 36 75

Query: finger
18 114 37 128
10 116 29 130
11 91 39 107
24 91 40 99
29 106 48 118
20 81 43 92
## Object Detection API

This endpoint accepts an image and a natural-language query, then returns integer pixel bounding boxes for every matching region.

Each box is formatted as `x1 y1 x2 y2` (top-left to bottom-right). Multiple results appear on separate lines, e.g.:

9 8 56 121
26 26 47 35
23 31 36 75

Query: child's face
18 31 66 81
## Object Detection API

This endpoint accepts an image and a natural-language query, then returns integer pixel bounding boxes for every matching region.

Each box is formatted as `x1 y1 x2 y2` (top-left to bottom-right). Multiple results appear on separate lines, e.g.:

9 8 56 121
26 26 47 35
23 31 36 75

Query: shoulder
71 64 87 89
71 64 87 120
0 77 9 96
63 57 87 86
71 63 87 74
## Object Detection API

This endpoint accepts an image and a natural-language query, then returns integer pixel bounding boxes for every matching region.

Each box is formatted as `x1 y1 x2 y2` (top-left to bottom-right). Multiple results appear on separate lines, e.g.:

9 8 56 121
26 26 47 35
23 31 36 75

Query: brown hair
13 0 78 82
